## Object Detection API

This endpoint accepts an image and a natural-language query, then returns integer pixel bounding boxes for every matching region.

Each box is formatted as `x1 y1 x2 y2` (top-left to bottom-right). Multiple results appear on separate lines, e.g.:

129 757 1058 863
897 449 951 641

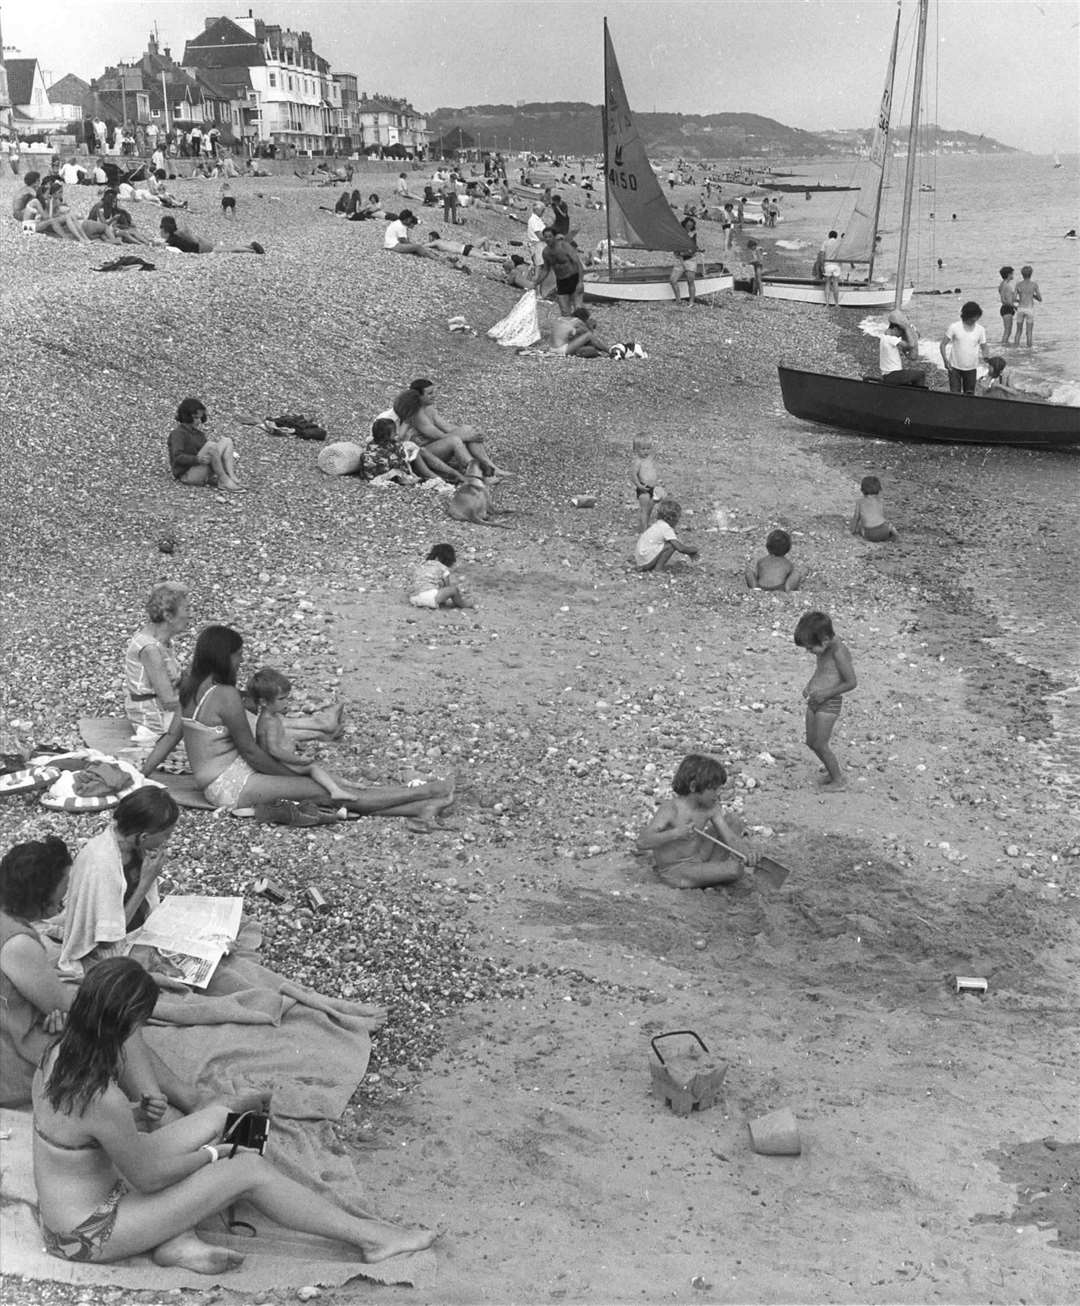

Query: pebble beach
1 161 1078 1303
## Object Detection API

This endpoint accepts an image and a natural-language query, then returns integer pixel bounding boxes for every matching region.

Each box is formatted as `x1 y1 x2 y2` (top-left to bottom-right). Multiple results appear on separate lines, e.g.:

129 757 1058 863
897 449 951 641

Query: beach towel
487 290 542 349
0 1109 435 1290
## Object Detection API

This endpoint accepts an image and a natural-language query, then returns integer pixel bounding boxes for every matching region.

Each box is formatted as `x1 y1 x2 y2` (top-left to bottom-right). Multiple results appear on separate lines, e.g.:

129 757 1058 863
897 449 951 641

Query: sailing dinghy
778 0 1079 450
583 21 732 304
761 3 912 309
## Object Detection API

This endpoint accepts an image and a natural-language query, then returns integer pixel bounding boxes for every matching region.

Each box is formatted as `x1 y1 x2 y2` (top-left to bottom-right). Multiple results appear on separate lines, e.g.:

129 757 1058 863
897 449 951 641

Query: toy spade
694 827 792 889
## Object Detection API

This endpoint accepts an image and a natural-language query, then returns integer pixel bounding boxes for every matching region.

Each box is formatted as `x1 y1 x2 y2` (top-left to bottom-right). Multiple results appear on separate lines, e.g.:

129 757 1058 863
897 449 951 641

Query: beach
1 162 1078 1304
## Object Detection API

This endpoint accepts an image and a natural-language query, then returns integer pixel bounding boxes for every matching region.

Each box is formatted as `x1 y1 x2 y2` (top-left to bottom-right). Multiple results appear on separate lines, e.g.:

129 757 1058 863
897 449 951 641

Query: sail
834 5 900 265
603 23 693 253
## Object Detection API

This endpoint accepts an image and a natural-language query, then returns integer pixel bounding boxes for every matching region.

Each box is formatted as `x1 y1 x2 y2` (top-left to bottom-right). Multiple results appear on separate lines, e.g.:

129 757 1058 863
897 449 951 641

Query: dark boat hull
778 367 1080 450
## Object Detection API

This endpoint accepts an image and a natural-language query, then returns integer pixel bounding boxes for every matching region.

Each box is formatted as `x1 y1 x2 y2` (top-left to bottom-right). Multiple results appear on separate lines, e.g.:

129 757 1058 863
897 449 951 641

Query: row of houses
0 11 430 157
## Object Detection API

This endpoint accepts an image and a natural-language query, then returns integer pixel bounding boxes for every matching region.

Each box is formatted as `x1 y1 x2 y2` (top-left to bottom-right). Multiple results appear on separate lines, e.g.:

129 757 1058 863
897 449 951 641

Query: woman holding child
32 958 435 1272
145 626 453 822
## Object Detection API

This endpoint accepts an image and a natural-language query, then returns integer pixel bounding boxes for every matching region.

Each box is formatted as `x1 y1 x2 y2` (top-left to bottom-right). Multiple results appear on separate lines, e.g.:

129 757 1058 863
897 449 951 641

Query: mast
867 2 901 283
602 17 613 278
894 0 929 310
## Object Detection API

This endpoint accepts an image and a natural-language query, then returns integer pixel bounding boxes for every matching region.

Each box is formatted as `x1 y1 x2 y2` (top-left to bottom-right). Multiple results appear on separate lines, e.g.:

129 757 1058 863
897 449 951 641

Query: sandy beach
1 161 1077 1305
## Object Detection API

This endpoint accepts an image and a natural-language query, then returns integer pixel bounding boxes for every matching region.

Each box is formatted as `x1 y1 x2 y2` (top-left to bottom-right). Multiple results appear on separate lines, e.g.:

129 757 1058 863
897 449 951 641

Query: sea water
754 154 1080 782
758 153 1080 402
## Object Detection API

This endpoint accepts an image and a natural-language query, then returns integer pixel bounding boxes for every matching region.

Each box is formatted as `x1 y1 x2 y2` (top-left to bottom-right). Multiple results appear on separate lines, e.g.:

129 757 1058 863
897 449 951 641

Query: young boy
997 266 1017 345
850 475 898 542
746 238 763 295
637 753 758 889
630 435 663 532
1013 265 1042 348
409 543 474 609
939 300 987 394
635 499 698 572
794 611 857 790
745 528 804 591
247 668 361 802
220 183 236 218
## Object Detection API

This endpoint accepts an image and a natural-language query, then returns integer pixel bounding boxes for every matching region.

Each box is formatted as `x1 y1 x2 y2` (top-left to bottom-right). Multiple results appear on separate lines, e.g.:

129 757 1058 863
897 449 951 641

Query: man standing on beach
820 229 842 307
997 266 1017 345
540 228 584 314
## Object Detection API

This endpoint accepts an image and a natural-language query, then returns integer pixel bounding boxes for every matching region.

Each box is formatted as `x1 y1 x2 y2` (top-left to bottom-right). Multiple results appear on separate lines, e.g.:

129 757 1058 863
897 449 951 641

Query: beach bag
317 441 364 476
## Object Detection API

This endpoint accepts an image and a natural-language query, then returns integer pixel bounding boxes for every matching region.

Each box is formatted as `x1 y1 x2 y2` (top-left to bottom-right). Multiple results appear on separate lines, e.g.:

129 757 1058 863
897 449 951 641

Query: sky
4 0 1079 153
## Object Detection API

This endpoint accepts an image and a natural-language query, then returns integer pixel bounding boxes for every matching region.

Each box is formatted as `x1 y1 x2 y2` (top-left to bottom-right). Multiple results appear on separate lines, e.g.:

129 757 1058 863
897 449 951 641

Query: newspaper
126 895 243 989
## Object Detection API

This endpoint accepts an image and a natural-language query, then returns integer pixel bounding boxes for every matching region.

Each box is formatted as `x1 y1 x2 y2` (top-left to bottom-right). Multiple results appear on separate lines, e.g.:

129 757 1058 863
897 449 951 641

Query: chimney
205 18 218 30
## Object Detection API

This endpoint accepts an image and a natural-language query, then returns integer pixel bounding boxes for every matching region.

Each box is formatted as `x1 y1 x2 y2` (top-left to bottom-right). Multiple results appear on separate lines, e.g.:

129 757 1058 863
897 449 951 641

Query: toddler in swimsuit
248 668 368 801
745 528 805 591
794 610 858 790
850 475 899 542
408 543 474 609
631 435 665 532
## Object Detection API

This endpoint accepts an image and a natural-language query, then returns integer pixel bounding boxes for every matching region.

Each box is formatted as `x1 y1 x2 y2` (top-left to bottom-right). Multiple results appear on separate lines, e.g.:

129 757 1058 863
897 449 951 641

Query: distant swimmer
1065 229 1078 239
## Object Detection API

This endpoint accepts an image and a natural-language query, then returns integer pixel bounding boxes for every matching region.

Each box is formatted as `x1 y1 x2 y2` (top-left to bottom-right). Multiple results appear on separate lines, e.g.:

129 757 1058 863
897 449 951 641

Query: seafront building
0 8 429 158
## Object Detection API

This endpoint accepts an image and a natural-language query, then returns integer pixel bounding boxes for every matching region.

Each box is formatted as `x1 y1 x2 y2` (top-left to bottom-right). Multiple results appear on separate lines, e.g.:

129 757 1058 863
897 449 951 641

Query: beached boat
777 367 1080 449
583 21 731 304
778 0 1080 451
760 5 910 310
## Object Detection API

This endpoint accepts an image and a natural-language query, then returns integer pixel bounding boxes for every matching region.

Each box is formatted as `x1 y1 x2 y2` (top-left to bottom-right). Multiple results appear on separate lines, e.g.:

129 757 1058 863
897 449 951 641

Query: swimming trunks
999 305 1015 318
555 272 579 295
203 754 255 809
635 484 657 501
41 1180 128 1262
861 522 893 542
810 696 843 716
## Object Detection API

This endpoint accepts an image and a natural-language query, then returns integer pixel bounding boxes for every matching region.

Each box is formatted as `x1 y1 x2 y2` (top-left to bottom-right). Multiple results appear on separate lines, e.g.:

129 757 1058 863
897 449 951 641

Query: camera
222 1109 270 1155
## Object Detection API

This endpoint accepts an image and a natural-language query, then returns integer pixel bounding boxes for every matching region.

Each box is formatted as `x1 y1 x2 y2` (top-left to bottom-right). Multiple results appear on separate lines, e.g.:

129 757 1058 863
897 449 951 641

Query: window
269 73 277 88
287 76 293 92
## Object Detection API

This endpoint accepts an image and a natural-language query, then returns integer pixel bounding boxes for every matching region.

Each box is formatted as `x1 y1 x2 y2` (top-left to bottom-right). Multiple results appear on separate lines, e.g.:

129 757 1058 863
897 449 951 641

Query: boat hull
777 367 1080 450
583 263 733 303
762 278 913 308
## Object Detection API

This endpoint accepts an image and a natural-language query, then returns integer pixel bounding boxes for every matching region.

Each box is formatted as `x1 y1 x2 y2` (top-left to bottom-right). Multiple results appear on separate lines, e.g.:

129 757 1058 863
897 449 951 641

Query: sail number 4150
608 169 638 191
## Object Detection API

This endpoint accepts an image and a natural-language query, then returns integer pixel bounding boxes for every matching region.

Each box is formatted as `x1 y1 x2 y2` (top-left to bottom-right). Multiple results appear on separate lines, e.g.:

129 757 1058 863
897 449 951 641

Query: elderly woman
392 379 510 480
125 583 189 751
145 626 454 826
1 835 194 1113
32 958 434 1272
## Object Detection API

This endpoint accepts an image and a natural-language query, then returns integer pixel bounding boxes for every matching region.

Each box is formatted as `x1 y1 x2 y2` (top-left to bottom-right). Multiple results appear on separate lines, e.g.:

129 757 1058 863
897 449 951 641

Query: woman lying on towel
33 958 435 1271
1 836 196 1114
144 625 454 821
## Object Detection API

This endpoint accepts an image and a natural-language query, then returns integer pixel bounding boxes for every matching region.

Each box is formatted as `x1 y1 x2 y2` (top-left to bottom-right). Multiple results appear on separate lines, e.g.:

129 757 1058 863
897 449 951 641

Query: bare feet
153 1231 245 1274
816 775 847 792
362 1223 438 1263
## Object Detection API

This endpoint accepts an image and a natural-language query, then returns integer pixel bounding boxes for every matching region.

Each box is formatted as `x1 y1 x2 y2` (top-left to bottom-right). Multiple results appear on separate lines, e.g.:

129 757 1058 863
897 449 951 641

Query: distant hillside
427 102 1018 159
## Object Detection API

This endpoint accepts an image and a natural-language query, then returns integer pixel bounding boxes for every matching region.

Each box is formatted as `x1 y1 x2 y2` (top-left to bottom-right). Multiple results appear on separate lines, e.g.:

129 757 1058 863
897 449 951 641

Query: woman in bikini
146 626 453 824
32 958 436 1272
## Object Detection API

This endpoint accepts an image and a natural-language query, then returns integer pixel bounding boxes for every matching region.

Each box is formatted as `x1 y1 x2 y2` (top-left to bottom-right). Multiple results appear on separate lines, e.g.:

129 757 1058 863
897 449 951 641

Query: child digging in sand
745 528 804 591
247 668 372 802
850 475 899 542
635 500 698 572
794 611 857 791
637 753 759 888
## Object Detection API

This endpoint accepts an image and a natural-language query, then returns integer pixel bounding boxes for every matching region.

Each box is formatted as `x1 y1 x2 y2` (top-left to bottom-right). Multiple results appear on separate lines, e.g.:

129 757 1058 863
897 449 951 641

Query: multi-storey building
182 14 343 155
355 92 429 157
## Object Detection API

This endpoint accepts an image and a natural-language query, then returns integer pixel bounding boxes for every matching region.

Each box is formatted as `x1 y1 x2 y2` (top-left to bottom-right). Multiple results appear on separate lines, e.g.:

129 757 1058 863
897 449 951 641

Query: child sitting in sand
635 500 698 572
850 475 898 542
794 610 857 791
637 753 758 888
745 528 804 591
247 668 364 803
409 544 474 609
631 435 665 532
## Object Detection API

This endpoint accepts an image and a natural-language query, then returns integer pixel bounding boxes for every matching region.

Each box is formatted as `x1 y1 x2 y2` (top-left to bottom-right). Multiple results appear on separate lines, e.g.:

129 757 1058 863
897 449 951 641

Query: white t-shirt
526 211 546 247
60 163 82 185
879 334 904 375
635 520 676 567
384 219 410 250
944 319 986 370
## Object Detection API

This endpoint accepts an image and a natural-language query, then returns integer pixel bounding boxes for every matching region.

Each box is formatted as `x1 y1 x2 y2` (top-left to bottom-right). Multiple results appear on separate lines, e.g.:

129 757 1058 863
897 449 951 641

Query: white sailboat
761 1 913 309
582 20 732 304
